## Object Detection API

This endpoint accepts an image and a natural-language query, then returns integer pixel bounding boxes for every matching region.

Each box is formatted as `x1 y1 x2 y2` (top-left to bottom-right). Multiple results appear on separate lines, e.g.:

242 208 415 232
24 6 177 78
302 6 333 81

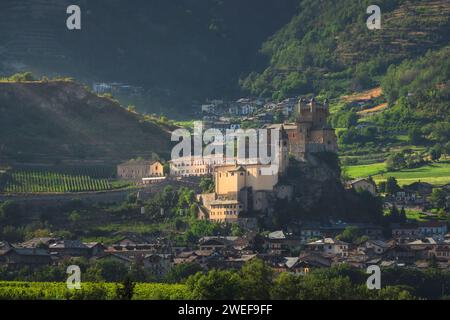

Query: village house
223 254 258 269
299 223 322 241
263 231 302 256
208 199 242 223
198 236 240 251
143 254 172 277
94 252 133 268
404 182 434 198
391 223 420 238
0 247 51 269
49 240 104 258
407 238 438 251
174 250 224 269
358 239 390 255
201 103 216 114
385 245 418 263
18 237 58 248
429 244 450 261
347 178 377 196
265 231 288 256
392 190 420 205
418 221 448 237
117 159 164 180
306 238 349 257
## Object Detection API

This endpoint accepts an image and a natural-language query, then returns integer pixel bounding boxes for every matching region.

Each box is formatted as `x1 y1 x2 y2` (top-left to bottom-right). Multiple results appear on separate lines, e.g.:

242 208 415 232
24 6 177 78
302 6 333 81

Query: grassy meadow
345 161 450 186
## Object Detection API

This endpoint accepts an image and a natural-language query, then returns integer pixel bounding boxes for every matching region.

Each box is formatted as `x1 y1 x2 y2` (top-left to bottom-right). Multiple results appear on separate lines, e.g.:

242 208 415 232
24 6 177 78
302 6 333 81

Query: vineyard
0 282 190 300
0 166 118 193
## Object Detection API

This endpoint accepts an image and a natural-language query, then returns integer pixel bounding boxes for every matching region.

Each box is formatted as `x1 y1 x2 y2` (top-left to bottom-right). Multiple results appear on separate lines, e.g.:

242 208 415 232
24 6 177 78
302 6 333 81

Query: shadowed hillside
0 80 172 162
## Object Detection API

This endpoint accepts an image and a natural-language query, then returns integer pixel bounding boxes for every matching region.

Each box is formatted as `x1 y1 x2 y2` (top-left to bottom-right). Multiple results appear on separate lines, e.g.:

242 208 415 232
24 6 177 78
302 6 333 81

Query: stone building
347 178 377 195
268 98 338 161
117 160 164 180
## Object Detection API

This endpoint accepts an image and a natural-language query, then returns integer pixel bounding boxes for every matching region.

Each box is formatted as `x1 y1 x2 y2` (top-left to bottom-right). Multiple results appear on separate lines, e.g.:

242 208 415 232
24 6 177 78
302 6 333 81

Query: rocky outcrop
278 152 381 223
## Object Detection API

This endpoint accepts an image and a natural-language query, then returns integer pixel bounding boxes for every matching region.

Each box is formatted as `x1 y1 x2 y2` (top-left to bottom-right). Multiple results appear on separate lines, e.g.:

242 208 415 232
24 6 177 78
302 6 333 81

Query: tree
186 270 241 300
377 286 415 300
389 205 400 223
378 181 387 193
271 272 301 300
430 144 442 161
386 153 406 171
399 207 407 223
164 263 203 284
94 259 129 282
239 258 274 300
1 225 24 242
199 176 215 193
385 177 400 195
9 72 36 82
444 141 450 156
408 127 422 145
0 200 22 225
115 276 135 300
430 188 447 209
337 226 362 243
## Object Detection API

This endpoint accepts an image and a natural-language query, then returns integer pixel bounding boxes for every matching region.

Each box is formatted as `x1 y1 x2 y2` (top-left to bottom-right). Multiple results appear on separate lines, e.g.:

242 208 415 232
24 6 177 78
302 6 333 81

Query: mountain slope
0 0 298 111
0 80 172 162
242 0 450 99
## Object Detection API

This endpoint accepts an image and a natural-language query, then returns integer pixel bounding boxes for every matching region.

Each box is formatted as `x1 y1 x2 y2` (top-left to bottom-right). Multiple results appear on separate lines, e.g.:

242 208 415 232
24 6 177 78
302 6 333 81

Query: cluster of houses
1 219 449 277
345 178 450 211
92 82 144 96
199 97 299 130
389 182 450 208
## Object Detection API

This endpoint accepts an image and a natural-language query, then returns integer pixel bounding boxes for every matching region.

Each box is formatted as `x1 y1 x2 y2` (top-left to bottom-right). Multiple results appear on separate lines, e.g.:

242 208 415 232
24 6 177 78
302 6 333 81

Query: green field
344 162 387 178
0 281 189 300
385 208 435 222
0 166 117 193
373 161 450 186
345 161 450 186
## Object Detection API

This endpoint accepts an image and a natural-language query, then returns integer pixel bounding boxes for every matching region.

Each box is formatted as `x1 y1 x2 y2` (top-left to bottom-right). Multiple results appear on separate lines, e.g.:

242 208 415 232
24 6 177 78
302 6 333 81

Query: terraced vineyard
0 166 116 193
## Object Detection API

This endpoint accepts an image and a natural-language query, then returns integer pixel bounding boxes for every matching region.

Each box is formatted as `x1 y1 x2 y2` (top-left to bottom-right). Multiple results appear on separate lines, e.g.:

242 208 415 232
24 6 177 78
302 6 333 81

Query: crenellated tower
286 97 337 161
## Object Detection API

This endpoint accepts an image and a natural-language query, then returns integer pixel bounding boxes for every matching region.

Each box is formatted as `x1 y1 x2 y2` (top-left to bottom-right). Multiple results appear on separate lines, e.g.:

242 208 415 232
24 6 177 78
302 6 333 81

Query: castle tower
288 97 337 161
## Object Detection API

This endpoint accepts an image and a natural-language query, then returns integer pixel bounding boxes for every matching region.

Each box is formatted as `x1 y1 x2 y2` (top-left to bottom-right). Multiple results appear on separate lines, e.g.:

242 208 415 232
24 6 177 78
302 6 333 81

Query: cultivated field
345 161 450 186
373 161 450 186
0 281 189 300
344 162 387 178
0 166 117 193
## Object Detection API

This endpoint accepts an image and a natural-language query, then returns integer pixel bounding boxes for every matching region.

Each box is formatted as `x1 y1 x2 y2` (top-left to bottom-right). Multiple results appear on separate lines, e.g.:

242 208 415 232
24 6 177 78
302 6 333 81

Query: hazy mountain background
0 0 448 121
0 0 298 116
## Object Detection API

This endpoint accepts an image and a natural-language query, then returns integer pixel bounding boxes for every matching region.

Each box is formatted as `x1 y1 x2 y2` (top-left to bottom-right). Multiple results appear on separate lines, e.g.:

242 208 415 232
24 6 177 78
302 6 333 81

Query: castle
268 97 338 161
198 97 337 223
